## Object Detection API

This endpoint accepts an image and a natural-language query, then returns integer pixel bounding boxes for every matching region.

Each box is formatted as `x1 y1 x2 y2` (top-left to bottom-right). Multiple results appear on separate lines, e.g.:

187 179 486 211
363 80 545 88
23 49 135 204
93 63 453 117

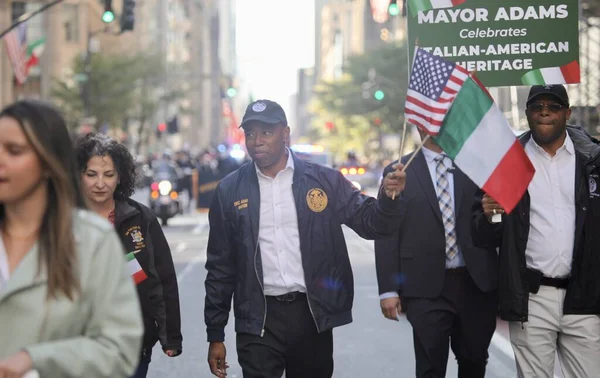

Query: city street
133 190 522 377
0 0 593 376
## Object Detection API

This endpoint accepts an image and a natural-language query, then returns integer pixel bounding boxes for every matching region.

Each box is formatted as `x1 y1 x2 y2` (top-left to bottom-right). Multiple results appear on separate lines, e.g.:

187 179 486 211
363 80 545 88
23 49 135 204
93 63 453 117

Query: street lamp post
82 32 93 118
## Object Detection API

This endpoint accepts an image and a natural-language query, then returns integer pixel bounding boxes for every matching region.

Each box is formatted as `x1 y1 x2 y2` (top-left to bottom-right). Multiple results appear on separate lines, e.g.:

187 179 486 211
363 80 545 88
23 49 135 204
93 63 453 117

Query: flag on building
408 0 466 17
405 46 469 135
434 75 535 214
223 99 243 144
521 60 580 85
125 250 148 285
25 37 45 72
2 23 28 84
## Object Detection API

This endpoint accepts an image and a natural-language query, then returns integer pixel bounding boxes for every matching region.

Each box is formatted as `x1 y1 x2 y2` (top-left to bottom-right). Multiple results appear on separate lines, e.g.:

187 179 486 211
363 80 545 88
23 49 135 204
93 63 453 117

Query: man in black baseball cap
524 84 572 147
526 84 570 107
205 98 409 378
239 99 288 129
236 99 290 175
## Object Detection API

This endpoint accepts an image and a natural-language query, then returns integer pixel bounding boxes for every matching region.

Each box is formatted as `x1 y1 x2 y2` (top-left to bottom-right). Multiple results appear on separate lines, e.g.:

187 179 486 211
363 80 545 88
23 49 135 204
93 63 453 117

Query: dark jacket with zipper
114 199 183 354
204 152 405 342
472 126 600 322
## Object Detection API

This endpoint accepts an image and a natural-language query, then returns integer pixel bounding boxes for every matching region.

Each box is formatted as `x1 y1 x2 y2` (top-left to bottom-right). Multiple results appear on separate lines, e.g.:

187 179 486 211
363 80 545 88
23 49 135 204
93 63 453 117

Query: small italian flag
126 250 148 285
434 75 535 214
25 37 45 73
408 0 466 17
521 60 580 85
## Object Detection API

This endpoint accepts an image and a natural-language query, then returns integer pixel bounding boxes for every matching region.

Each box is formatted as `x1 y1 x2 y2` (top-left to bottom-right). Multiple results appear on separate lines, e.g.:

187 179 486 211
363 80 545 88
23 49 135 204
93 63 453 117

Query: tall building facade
1 0 138 108
317 0 402 82
294 67 316 140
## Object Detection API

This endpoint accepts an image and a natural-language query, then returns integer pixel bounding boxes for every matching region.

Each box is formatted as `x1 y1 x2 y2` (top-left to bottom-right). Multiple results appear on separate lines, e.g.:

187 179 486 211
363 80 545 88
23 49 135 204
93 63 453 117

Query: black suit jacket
375 151 498 298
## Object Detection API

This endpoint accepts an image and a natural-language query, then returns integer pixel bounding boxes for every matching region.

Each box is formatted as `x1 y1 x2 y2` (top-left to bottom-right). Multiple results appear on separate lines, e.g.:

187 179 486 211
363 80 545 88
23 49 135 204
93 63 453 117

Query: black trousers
404 268 497 378
236 292 334 378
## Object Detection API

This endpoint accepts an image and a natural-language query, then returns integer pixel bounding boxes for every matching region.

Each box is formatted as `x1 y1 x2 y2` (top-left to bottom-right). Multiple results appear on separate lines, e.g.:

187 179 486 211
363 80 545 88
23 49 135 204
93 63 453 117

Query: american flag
405 47 469 135
2 23 29 85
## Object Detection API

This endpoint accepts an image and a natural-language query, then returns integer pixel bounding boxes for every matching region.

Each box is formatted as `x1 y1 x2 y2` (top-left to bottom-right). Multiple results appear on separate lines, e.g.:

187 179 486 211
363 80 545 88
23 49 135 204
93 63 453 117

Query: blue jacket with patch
204 152 405 342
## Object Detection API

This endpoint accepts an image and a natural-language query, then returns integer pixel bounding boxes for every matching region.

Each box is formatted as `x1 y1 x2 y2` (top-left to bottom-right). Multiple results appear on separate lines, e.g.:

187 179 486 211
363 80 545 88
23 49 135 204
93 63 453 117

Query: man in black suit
374 131 498 378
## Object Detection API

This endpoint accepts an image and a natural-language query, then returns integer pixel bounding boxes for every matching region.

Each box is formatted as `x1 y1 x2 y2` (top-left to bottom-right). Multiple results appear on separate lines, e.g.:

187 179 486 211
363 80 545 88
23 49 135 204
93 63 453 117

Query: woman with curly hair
74 133 182 378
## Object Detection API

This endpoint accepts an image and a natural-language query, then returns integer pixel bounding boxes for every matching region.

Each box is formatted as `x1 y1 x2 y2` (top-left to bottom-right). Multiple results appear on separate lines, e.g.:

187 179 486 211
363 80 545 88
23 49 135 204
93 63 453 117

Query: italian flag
125 251 148 285
434 75 535 214
25 37 45 73
408 0 466 17
521 60 580 85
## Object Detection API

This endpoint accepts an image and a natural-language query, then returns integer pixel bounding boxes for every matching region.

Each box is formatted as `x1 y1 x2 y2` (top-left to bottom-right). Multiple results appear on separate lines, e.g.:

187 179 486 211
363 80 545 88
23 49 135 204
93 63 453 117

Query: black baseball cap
526 85 570 107
239 99 288 129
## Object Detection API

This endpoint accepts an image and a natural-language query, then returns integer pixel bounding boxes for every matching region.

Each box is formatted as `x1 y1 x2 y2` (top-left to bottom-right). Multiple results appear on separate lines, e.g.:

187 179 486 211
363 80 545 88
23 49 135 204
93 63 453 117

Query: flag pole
401 134 430 170
0 0 64 39
398 36 419 159
391 33 418 200
390 134 430 199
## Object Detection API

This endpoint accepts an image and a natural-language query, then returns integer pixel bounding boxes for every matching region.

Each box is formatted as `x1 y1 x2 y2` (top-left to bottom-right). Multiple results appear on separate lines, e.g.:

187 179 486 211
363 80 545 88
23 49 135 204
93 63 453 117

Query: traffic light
388 0 400 16
120 0 136 32
374 90 385 101
167 117 179 134
102 0 115 23
156 122 166 138
226 87 237 98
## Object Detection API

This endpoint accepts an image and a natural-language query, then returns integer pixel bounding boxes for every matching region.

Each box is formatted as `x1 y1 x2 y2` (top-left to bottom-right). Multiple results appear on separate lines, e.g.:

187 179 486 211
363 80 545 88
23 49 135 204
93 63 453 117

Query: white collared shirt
525 133 576 278
0 236 10 292
256 150 306 296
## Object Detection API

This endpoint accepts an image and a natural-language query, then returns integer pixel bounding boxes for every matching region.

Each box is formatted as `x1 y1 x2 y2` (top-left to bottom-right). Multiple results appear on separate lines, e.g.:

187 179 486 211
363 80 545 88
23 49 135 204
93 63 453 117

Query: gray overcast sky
236 0 315 117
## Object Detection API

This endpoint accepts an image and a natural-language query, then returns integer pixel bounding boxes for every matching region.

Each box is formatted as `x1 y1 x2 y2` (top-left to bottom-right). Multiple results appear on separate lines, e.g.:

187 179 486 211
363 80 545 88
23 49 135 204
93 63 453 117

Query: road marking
176 252 205 283
193 223 206 234
176 224 209 283
174 242 187 254
490 331 514 359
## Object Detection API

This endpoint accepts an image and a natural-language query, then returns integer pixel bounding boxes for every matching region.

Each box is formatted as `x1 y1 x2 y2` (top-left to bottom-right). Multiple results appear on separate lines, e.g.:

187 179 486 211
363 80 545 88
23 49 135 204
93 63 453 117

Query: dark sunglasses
527 103 566 112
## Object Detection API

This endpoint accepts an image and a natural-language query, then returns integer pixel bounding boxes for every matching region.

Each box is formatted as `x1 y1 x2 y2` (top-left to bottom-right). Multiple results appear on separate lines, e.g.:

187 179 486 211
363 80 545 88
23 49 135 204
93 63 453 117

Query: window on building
63 4 79 42
333 30 344 79
11 2 26 22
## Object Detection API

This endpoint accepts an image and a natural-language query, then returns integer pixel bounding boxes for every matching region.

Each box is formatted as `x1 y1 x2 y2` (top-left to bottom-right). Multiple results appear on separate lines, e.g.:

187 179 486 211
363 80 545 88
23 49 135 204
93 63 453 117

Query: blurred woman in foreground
75 133 182 378
0 100 143 377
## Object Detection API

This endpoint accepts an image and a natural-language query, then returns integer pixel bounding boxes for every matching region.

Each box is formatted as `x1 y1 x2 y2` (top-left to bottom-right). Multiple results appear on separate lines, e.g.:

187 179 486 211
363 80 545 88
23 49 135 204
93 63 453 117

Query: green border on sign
406 0 580 87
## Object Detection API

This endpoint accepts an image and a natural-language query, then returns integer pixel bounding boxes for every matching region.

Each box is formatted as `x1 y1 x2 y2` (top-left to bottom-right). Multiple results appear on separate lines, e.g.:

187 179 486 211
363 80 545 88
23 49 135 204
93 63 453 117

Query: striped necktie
434 155 458 261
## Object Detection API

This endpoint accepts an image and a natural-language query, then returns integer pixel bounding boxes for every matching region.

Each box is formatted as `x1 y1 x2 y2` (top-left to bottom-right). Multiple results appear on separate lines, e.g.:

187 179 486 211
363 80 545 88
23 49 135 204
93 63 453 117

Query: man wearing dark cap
473 85 600 377
203 99 408 378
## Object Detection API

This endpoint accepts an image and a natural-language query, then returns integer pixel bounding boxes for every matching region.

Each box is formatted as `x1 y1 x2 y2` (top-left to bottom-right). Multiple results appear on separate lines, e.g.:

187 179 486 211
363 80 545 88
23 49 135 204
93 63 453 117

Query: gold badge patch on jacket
125 226 146 250
306 188 328 212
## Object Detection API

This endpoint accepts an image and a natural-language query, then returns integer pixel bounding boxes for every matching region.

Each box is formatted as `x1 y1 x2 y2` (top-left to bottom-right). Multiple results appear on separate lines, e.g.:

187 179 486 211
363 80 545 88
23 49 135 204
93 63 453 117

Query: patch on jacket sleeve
125 225 147 250
306 188 328 213
234 198 248 210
